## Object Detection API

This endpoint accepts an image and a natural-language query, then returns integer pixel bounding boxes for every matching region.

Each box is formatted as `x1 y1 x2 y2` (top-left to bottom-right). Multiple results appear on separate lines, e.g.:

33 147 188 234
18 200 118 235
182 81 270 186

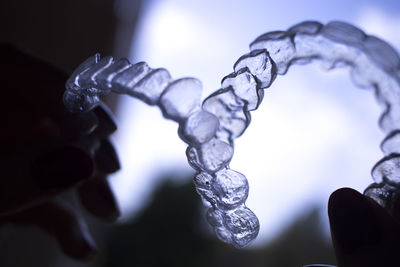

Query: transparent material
64 20 400 248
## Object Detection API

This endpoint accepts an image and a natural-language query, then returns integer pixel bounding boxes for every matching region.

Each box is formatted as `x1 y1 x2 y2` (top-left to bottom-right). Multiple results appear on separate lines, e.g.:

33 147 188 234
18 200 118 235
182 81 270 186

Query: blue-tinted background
1 0 400 266
112 0 400 245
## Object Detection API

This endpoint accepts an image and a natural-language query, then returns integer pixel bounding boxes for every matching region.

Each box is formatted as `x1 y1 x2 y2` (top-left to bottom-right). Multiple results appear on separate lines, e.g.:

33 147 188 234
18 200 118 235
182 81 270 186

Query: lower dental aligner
64 21 400 247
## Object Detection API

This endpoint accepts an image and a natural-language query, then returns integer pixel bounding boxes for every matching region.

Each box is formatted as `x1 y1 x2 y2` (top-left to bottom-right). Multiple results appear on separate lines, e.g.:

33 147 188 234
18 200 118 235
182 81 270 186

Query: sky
110 0 400 245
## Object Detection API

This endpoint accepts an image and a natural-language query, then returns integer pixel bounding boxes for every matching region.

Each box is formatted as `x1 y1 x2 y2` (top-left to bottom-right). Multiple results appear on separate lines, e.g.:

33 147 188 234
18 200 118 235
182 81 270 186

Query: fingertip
62 110 99 137
328 187 381 255
91 104 117 138
328 188 363 218
48 200 98 260
94 139 120 174
61 223 98 260
78 176 120 221
60 229 98 260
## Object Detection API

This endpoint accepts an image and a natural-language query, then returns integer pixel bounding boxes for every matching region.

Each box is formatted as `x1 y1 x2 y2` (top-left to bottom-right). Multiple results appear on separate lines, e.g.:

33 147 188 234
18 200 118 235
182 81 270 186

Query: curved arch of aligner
63 20 400 248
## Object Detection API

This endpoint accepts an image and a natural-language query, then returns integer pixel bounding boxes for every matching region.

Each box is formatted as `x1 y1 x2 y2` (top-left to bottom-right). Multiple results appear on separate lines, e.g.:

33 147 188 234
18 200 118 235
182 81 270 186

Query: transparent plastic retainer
63 21 400 248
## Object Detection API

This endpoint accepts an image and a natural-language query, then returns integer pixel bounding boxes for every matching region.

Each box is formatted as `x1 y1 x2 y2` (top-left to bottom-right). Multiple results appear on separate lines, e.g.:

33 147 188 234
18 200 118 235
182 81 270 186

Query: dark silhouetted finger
94 139 120 174
62 110 99 137
0 198 97 259
91 103 117 138
328 188 400 267
77 175 120 221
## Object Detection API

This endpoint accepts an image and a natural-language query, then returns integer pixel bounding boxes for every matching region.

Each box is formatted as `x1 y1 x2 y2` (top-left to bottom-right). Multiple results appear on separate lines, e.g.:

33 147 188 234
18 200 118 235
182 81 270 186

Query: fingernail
32 146 94 189
94 139 120 173
65 223 98 260
80 230 98 259
78 177 120 220
91 104 117 138
63 110 99 136
328 188 381 254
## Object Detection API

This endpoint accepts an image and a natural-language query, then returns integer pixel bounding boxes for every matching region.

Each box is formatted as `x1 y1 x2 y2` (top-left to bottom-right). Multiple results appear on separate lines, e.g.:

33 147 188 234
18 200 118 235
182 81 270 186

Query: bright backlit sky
110 0 400 245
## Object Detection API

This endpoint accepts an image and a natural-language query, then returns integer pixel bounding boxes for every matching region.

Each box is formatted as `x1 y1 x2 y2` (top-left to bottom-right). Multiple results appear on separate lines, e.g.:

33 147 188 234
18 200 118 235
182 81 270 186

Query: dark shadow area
102 174 337 267
0 0 143 111
0 0 118 71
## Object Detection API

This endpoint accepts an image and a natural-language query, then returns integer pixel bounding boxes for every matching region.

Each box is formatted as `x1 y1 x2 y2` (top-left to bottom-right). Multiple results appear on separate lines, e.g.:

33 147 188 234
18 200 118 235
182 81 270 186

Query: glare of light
131 0 237 96
146 4 198 55
110 2 205 219
132 1 203 68
110 97 191 219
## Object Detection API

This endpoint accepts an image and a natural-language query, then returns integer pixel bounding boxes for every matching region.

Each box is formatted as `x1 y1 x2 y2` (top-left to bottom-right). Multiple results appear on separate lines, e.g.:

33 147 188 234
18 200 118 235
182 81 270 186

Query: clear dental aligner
64 54 259 247
64 20 400 247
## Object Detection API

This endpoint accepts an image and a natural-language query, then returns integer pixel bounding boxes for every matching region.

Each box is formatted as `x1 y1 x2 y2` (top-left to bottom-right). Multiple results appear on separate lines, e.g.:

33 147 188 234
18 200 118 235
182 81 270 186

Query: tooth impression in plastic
64 20 400 247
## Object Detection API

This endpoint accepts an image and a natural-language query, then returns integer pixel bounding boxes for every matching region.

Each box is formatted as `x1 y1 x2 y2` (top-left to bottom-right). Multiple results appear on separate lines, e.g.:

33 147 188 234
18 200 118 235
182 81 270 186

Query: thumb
328 187 400 267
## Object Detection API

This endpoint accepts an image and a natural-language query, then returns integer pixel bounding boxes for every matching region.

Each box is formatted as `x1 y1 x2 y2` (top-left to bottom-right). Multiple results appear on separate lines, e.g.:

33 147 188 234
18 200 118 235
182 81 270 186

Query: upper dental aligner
64 20 400 247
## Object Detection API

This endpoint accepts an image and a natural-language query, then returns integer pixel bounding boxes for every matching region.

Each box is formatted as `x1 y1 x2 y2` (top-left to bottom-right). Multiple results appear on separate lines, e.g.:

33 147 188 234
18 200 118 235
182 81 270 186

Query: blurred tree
103 173 337 267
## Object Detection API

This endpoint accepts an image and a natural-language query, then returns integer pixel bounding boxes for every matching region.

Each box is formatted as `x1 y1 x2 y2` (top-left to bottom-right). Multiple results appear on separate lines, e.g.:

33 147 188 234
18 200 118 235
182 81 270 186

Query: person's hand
0 44 120 259
327 187 400 267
